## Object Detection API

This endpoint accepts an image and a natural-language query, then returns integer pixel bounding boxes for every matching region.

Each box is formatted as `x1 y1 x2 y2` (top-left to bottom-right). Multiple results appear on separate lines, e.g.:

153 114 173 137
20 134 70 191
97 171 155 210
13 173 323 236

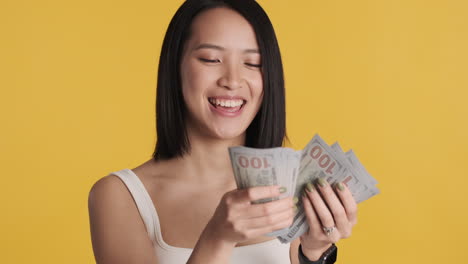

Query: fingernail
293 197 299 204
306 182 315 192
318 178 328 187
336 182 345 191
302 190 308 198
293 205 298 212
279 187 287 193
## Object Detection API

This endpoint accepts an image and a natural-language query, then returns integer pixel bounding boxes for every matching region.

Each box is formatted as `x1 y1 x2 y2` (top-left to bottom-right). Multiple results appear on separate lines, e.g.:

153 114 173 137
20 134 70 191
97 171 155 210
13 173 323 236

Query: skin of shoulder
88 175 158 264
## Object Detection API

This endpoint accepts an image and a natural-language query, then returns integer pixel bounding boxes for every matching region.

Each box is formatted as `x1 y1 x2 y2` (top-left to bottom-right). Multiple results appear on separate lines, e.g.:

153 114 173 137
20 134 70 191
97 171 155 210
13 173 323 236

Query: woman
88 0 357 263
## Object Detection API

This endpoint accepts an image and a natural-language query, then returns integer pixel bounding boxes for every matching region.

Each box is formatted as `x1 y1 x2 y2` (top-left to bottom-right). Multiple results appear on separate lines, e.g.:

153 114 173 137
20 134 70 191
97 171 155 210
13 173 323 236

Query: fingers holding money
314 178 350 234
333 182 358 226
245 196 295 217
207 186 295 244
302 178 357 240
303 181 337 234
298 180 359 261
233 185 296 222
229 185 286 205
243 204 295 229
301 191 336 246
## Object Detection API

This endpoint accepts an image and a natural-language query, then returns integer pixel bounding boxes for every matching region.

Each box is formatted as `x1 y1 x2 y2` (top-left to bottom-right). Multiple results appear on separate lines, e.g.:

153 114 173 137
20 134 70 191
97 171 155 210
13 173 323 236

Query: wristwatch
298 244 337 264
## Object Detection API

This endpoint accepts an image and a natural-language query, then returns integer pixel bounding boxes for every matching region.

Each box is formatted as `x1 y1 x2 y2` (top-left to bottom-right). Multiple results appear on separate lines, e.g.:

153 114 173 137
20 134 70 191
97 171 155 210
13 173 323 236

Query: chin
211 126 246 142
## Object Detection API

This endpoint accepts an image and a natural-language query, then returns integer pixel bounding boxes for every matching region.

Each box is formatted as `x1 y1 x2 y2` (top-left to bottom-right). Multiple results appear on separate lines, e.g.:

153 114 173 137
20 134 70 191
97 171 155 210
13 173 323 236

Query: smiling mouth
208 97 246 112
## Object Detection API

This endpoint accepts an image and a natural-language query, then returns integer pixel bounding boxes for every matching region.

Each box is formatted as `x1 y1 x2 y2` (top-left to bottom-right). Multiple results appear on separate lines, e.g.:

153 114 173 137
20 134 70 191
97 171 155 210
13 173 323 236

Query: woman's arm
88 176 158 264
289 238 301 264
187 186 295 264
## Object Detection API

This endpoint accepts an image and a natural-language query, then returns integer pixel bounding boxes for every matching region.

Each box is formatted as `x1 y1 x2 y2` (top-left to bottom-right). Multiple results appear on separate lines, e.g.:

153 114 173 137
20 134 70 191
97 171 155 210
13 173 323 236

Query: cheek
250 74 264 101
181 61 215 98
253 77 264 112
181 63 201 100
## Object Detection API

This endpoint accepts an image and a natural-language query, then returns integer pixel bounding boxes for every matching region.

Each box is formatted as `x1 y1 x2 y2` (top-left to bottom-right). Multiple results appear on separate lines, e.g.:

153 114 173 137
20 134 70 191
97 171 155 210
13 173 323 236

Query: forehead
187 7 259 51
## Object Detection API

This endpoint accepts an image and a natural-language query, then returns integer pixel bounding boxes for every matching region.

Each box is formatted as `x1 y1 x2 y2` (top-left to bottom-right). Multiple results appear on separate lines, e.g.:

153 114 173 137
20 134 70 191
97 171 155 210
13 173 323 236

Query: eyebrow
193 43 260 54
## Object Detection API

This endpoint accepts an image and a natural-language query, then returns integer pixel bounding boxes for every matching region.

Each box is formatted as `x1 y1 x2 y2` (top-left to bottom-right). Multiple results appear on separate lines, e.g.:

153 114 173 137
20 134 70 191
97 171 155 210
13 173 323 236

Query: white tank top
110 169 291 264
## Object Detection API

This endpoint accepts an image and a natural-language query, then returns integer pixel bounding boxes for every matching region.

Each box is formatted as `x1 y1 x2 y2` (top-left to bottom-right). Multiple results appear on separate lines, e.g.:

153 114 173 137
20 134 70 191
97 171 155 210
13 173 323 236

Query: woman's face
180 7 263 141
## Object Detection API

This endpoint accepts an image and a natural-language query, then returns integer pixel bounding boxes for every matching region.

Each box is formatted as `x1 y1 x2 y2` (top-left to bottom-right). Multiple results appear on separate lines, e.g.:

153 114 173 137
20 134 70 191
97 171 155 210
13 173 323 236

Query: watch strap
298 244 337 264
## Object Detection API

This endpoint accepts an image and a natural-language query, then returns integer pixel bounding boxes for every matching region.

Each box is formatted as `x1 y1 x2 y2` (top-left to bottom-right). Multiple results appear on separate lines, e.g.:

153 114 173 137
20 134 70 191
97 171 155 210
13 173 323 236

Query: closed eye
198 58 220 63
245 63 262 68
198 58 261 68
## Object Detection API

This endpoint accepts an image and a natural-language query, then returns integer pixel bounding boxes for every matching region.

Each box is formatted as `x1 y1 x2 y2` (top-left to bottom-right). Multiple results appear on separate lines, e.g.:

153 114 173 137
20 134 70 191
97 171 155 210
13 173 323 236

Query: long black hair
153 0 287 160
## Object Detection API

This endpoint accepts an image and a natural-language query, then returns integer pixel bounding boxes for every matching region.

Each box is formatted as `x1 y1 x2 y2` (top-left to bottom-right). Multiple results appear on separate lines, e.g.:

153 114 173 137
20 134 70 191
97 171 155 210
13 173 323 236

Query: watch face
323 245 337 264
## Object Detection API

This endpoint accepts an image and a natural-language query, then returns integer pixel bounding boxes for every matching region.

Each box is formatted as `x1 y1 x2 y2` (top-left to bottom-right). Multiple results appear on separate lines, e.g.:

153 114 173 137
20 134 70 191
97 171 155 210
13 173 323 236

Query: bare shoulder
88 174 135 207
89 175 126 203
88 174 158 264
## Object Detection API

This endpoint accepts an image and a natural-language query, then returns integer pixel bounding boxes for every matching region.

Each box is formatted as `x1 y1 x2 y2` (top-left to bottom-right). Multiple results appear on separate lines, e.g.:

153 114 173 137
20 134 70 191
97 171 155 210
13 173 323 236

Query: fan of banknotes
228 134 380 243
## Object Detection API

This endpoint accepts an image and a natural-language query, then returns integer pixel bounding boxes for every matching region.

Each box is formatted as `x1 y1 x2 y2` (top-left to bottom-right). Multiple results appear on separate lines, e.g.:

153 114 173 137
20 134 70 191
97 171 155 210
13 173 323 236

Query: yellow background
1 0 467 263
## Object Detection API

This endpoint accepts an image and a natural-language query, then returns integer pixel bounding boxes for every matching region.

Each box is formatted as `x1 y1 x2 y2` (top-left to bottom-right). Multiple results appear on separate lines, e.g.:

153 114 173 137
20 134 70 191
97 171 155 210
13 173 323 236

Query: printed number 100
309 145 336 174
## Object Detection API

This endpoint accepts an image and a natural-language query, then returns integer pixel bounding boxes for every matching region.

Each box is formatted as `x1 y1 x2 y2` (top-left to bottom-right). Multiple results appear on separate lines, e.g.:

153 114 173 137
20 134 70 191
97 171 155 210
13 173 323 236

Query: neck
171 126 245 184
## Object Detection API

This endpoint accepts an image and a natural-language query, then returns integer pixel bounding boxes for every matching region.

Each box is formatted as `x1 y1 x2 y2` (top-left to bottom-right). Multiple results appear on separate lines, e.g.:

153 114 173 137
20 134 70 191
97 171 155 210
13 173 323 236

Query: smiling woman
153 0 287 160
88 0 351 263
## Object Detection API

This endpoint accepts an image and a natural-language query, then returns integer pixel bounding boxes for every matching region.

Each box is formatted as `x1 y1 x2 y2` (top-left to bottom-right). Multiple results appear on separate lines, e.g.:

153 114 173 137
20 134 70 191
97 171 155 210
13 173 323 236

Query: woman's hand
203 185 295 247
188 185 295 264
299 178 358 261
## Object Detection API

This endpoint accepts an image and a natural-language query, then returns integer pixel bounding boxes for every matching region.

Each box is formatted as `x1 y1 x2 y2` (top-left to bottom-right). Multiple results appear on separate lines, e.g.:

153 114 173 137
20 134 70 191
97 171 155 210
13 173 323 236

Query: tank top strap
109 168 160 245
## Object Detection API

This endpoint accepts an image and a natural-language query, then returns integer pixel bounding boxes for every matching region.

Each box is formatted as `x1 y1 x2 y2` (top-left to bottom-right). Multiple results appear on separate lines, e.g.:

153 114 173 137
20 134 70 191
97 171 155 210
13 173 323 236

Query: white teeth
209 98 244 108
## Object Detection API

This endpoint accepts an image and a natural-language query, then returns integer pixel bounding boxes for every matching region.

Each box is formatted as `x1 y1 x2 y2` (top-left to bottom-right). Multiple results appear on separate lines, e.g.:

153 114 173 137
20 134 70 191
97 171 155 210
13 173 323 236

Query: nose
217 63 242 90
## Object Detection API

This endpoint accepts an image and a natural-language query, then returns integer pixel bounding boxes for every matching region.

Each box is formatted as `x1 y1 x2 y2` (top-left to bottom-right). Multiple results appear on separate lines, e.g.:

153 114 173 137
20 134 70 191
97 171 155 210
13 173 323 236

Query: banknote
228 134 379 243
228 146 297 236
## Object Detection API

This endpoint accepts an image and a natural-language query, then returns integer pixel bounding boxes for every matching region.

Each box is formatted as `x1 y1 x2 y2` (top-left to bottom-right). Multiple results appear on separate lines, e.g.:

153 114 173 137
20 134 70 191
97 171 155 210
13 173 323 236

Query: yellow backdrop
2 0 467 263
